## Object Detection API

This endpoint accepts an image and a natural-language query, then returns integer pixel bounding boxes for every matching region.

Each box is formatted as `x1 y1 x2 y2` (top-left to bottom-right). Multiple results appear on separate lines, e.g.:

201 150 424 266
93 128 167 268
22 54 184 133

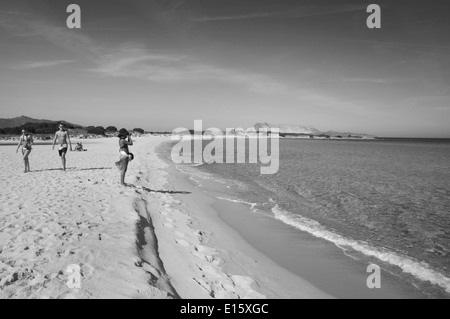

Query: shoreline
134 139 331 298
0 136 446 299
157 149 332 298
156 142 431 299
1 136 328 298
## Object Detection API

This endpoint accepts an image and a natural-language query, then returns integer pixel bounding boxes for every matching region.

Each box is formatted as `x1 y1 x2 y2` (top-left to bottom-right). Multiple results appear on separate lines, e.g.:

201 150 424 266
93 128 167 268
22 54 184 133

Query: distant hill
0 116 84 129
254 122 375 138
255 122 321 135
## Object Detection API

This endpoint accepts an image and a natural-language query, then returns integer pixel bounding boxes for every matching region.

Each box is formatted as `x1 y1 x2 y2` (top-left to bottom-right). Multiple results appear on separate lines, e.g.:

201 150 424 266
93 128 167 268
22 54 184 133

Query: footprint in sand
175 239 189 247
80 263 95 279
205 255 221 265
195 245 215 254
192 246 221 265
192 229 206 238
67 248 81 256
56 249 72 258
163 223 174 229
174 231 185 238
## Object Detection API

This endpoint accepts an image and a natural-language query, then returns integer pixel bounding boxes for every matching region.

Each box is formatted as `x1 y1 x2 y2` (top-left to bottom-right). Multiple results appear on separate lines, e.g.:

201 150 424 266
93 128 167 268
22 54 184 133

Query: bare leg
61 153 67 171
22 149 31 173
120 158 129 185
22 149 27 173
26 149 31 172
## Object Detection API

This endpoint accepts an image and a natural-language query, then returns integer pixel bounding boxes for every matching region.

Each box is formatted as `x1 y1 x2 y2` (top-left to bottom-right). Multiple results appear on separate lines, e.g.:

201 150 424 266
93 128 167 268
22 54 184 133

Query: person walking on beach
16 129 33 173
115 128 134 186
52 124 72 171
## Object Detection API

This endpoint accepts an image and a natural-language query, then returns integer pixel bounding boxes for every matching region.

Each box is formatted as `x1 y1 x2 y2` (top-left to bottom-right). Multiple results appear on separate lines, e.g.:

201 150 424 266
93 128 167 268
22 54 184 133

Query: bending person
52 124 72 171
115 128 134 186
16 129 33 173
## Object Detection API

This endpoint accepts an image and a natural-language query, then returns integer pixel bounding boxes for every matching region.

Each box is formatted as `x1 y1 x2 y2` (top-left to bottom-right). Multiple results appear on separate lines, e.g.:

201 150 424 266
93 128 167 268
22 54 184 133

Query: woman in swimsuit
16 129 33 173
115 128 134 186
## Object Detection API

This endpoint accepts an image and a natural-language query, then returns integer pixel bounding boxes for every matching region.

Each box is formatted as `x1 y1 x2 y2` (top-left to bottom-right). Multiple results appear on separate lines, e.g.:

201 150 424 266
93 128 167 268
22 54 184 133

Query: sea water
161 138 450 297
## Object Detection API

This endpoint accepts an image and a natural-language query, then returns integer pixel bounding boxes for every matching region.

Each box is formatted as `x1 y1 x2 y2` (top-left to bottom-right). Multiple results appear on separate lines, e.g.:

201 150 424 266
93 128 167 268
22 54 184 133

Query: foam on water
272 205 450 293
216 196 258 211
161 138 450 296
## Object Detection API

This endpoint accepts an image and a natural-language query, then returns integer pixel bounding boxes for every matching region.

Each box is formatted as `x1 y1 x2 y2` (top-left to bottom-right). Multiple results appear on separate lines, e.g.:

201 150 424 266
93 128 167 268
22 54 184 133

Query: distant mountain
254 122 321 135
254 122 375 138
0 116 83 129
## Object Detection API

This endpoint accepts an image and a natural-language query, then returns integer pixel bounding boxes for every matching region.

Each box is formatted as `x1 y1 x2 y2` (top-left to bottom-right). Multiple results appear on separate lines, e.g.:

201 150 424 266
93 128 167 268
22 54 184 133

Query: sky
0 0 449 137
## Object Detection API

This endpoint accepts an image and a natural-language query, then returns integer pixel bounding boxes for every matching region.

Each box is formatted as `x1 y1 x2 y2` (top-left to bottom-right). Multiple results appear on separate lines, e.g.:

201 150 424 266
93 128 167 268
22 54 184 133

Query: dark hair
118 128 129 138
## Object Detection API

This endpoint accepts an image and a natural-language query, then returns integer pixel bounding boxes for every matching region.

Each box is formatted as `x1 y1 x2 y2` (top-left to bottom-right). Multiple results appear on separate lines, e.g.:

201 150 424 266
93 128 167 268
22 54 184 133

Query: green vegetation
106 126 117 132
0 117 157 138
86 126 106 136
133 128 145 134
0 122 77 135
1 122 118 137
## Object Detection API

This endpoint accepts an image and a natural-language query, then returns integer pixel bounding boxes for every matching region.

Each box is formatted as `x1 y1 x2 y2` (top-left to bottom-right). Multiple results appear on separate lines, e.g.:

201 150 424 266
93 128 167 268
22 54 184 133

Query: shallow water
162 138 450 297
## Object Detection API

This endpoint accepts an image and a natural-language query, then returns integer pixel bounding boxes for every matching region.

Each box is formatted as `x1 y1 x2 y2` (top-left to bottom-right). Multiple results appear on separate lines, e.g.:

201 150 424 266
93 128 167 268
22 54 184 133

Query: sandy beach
0 136 333 299
2 136 444 299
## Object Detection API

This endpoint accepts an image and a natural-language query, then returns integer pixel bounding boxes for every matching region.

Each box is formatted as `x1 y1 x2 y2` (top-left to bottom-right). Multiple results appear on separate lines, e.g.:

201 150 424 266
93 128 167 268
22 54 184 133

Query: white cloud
0 9 367 118
192 4 365 22
0 14 100 58
342 77 402 84
0 11 29 15
93 47 289 96
91 46 365 118
13 60 75 70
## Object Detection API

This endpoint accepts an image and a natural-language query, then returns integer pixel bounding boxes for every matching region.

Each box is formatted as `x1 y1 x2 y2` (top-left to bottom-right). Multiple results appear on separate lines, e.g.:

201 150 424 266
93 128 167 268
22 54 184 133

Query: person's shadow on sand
31 167 113 172
31 167 76 172
127 183 191 195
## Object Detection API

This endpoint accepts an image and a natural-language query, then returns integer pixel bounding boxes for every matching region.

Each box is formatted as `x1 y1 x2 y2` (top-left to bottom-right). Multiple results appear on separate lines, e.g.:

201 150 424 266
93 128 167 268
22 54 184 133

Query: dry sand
0 136 330 299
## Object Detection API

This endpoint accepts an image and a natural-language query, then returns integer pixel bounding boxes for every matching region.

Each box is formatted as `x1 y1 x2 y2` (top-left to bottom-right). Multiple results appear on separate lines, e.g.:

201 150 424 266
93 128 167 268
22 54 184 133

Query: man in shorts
52 123 72 171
